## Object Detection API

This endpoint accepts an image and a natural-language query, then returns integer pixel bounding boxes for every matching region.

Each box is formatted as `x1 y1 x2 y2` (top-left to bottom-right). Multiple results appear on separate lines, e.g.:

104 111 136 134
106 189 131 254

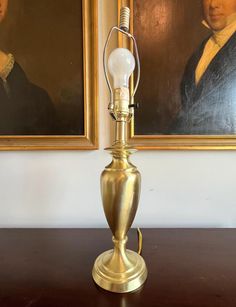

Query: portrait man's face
0 0 8 23
203 0 236 31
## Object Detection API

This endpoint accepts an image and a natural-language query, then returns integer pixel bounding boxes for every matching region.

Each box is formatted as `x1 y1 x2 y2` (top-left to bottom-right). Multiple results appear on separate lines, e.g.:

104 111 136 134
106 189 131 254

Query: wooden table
0 229 235 307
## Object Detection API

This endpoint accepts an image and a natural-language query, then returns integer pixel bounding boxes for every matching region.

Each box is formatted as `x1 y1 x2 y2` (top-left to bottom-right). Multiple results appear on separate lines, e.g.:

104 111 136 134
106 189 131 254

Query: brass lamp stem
92 6 147 293
92 87 147 293
114 120 127 145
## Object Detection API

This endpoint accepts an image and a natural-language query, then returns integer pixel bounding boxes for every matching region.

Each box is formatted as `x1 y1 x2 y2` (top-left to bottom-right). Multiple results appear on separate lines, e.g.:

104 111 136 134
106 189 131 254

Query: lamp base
92 249 147 293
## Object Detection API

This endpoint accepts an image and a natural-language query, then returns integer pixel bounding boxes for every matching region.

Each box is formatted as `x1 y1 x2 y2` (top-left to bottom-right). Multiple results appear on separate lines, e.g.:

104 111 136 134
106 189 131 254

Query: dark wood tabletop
0 229 235 307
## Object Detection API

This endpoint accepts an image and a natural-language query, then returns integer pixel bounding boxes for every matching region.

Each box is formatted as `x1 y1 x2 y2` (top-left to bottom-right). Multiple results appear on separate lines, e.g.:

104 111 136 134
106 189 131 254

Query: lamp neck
111 87 130 147
114 120 127 146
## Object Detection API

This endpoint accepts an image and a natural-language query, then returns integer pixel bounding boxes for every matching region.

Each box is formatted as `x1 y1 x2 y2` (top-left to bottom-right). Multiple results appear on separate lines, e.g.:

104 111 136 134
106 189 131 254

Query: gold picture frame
0 0 98 150
119 0 236 150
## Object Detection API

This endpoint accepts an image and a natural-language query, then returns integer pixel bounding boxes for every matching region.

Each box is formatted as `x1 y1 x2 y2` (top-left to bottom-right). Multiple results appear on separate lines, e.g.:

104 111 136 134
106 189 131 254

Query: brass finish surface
92 139 147 292
92 80 147 292
101 146 140 241
92 247 147 293
93 7 147 291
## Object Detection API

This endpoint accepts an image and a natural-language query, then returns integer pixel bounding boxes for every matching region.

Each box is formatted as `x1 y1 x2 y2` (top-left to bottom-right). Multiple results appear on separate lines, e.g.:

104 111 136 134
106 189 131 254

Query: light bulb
108 48 135 89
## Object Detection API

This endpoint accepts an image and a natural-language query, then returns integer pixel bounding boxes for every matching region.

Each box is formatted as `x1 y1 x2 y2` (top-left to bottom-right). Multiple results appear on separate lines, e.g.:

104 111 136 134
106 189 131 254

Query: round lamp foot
92 249 147 293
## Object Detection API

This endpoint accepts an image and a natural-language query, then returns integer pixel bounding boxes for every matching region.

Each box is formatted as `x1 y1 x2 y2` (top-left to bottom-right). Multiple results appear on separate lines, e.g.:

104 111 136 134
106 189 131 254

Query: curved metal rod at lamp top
103 26 141 115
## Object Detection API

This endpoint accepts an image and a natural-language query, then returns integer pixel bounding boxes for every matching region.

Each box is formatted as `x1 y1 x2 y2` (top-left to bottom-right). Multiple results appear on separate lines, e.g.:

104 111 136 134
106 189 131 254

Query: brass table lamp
92 7 148 293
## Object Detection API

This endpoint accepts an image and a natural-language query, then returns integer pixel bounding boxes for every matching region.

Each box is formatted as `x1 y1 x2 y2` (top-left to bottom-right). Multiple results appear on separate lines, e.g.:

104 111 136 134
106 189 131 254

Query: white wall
0 0 235 228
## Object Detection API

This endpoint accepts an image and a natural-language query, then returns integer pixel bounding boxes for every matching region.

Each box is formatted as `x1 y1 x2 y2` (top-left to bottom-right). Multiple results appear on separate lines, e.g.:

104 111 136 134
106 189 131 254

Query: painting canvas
0 0 97 150
120 0 236 149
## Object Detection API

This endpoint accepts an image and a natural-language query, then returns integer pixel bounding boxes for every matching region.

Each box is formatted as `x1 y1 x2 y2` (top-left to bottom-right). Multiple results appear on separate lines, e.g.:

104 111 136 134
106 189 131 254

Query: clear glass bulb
108 48 135 89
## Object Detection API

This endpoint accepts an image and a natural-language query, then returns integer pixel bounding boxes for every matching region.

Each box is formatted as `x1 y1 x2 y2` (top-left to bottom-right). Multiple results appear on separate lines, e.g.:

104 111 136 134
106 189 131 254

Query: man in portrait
0 0 55 135
172 0 236 135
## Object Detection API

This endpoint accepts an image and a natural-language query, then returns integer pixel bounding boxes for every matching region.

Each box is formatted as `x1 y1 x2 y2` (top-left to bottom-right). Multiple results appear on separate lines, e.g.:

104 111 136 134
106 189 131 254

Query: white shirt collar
0 54 14 81
202 13 236 47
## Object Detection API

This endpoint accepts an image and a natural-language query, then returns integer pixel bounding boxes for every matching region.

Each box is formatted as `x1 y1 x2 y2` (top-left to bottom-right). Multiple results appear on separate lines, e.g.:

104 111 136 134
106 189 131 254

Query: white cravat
195 13 236 85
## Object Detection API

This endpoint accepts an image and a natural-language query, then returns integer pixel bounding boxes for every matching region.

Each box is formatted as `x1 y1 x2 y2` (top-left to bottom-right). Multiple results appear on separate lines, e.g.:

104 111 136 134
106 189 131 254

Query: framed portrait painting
119 0 236 150
0 0 98 150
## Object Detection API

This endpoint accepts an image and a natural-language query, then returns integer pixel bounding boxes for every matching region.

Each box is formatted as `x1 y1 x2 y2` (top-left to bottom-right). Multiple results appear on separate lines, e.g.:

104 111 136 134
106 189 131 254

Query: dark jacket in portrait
0 62 56 135
172 31 236 135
